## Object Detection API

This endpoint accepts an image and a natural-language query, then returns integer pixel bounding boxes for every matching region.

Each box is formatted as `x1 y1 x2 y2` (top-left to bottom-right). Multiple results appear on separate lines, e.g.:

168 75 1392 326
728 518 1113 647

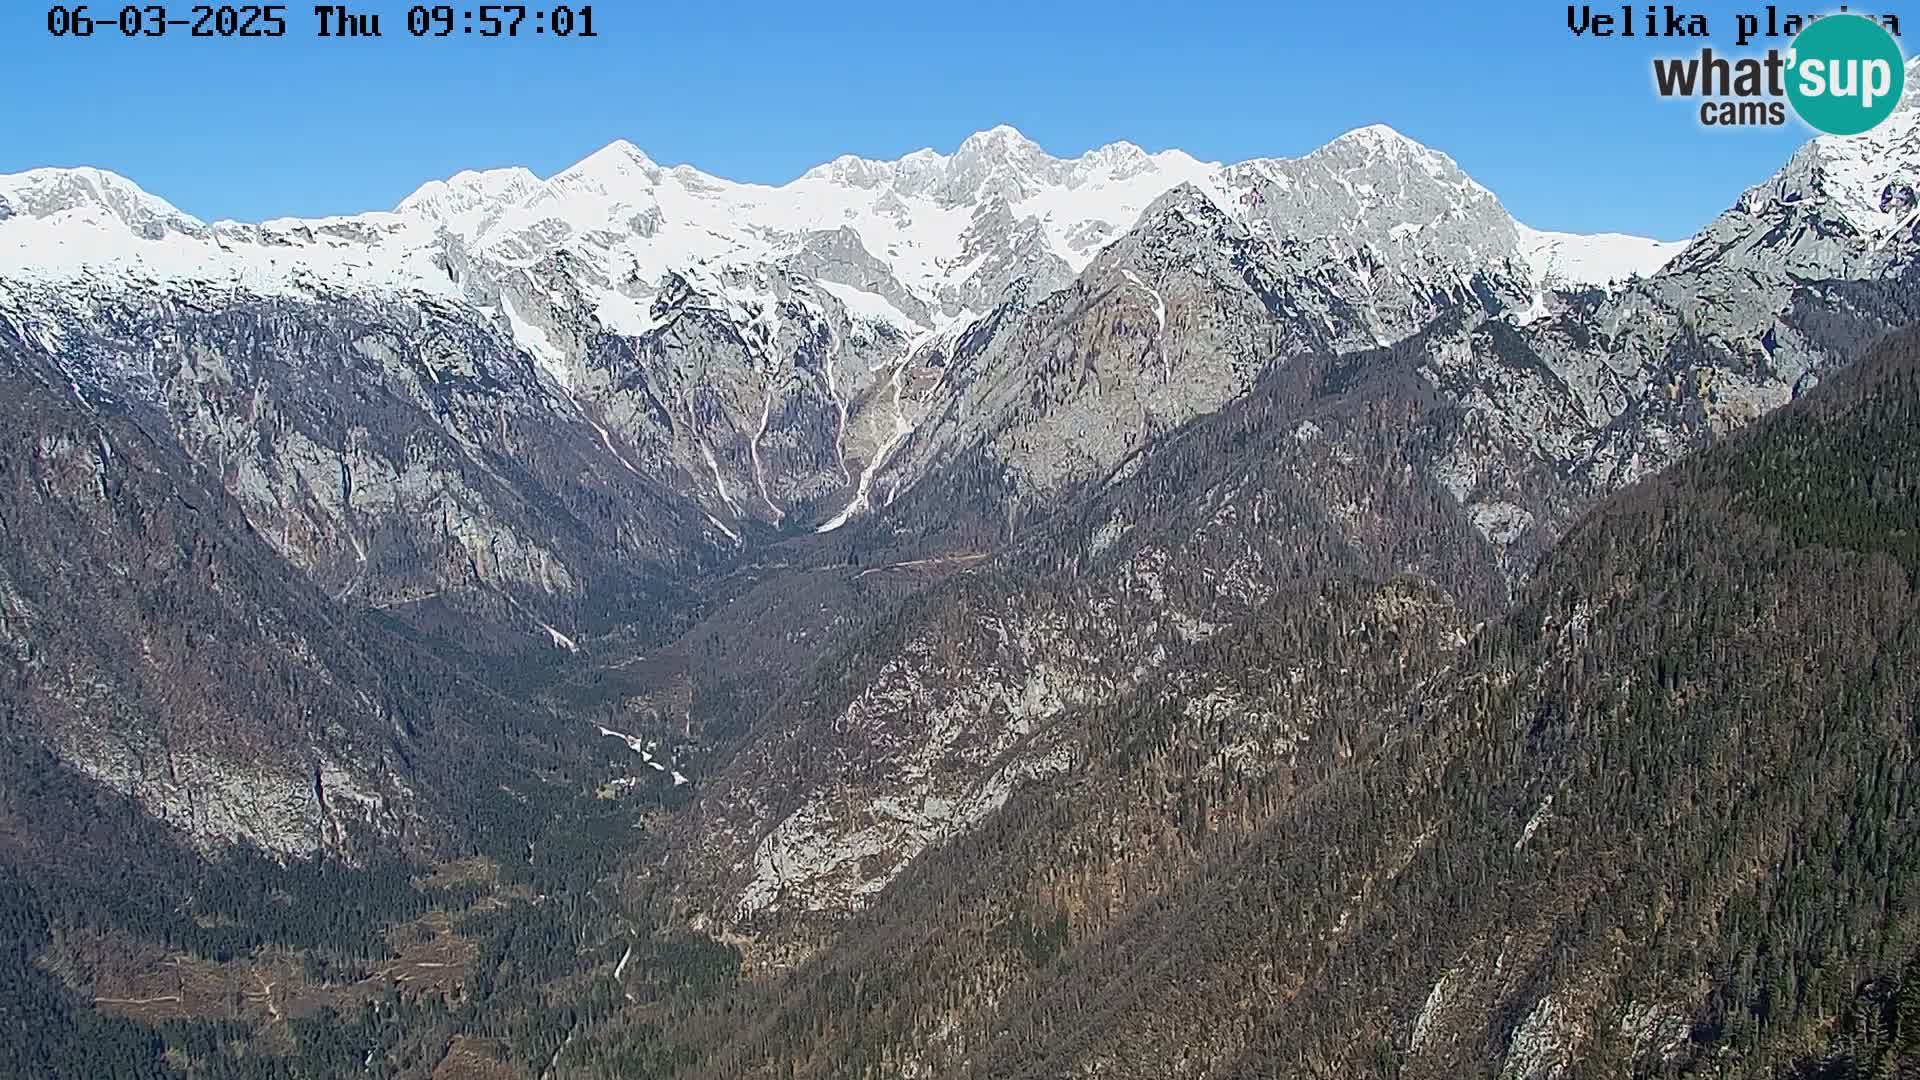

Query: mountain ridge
0 122 1681 306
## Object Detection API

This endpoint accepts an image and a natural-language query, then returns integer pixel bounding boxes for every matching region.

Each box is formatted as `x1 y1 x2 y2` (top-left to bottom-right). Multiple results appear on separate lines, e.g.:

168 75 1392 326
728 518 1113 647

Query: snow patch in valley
596 724 692 790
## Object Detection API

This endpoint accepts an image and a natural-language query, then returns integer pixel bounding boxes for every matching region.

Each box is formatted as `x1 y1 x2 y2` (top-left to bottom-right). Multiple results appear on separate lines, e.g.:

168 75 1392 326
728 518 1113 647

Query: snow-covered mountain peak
394 166 542 222
1073 141 1199 183
1078 139 1149 170
0 167 203 237
800 153 901 189
1311 124 1470 184
920 125 1060 205
547 139 666 191
1322 123 1425 155
955 124 1043 157
1309 124 1490 199
467 141 718 264
787 133 1207 214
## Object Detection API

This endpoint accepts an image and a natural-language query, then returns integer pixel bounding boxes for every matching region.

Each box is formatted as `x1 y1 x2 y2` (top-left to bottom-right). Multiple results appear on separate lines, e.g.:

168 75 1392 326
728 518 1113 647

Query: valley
1 57 1918 1080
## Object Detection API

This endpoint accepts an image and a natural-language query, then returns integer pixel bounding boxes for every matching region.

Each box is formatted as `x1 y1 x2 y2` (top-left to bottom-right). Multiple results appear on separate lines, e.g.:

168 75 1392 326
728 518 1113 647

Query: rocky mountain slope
673 321 1920 1080
671 334 1510 950
0 314 686 865
0 324 418 858
853 62 1920 581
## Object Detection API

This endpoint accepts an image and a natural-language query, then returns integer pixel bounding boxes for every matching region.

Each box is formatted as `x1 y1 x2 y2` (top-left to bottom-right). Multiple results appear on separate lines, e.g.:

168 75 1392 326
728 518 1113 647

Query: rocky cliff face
1392 67 1920 579
0 329 424 857
0 280 717 637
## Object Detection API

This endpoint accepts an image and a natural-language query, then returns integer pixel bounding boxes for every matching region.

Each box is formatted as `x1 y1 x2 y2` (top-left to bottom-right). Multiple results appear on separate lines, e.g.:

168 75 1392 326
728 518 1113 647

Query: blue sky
0 1 1845 239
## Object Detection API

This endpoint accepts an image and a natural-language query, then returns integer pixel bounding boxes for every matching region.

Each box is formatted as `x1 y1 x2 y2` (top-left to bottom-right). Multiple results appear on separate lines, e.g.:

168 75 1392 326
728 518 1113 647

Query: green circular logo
1786 14 1906 136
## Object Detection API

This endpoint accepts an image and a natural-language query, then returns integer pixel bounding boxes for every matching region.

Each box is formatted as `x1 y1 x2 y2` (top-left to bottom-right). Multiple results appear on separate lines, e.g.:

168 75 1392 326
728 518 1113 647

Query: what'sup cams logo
1570 6 1907 134
1780 12 1905 133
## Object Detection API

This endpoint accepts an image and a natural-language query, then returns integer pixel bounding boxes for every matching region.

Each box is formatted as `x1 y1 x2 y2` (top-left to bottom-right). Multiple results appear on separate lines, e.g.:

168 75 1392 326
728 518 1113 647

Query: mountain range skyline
5 121 1683 238
0 1 1829 238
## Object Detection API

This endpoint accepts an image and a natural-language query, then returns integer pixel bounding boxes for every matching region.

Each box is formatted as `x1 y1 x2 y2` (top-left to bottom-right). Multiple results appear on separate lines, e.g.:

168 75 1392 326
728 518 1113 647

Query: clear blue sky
1 1 1836 239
